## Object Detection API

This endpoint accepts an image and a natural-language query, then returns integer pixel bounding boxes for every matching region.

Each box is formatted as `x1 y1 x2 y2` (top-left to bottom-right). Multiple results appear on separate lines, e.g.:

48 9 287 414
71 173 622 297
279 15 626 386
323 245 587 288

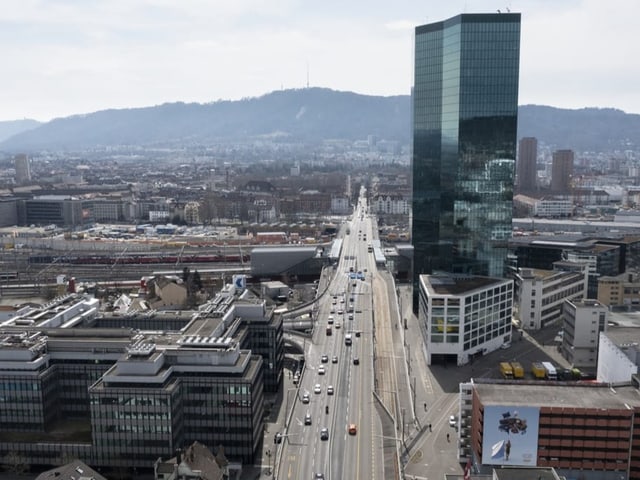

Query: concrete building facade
513 267 588 330
516 137 538 193
419 274 513 366
551 150 574 193
560 298 608 368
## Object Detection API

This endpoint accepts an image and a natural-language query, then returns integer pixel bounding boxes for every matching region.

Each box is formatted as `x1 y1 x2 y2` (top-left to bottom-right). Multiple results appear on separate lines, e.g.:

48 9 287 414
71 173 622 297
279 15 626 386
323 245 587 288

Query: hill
1 89 639 152
0 119 41 143
0 88 410 152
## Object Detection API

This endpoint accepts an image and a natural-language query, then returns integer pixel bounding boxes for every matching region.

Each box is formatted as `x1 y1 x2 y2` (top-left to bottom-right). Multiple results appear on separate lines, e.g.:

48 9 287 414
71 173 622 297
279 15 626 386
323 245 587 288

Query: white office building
513 267 588 330
418 274 513 366
560 298 607 368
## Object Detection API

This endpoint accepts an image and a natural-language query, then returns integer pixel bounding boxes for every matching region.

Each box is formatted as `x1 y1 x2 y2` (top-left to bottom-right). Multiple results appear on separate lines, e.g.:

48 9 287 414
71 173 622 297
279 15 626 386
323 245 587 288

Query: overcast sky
1 0 638 122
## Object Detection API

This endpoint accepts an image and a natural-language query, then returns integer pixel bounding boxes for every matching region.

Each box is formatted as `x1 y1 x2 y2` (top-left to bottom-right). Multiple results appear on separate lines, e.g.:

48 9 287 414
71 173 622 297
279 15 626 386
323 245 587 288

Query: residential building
154 441 227 480
560 298 607 368
513 267 587 330
411 13 521 298
418 274 513 366
372 194 410 215
516 137 538 193
466 380 640 479
550 150 574 193
36 460 107 480
14 154 31 185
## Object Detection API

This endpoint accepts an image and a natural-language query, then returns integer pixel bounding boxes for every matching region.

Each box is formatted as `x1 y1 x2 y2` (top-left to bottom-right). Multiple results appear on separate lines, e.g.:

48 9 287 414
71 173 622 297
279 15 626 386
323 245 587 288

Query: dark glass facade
412 13 521 293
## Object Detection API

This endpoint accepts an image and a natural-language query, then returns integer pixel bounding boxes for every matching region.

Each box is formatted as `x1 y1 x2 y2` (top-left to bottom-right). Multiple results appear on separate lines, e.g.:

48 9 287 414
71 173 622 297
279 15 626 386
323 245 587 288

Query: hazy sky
1 0 638 122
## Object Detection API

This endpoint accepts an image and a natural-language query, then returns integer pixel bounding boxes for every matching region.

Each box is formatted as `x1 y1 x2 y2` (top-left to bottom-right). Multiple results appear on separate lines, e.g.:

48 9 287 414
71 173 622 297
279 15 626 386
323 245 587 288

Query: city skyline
1 0 639 122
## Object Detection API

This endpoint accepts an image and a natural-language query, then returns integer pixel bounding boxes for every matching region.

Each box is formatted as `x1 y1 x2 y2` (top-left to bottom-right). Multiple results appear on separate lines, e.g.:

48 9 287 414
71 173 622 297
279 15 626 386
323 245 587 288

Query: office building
14 154 31 185
463 380 640 479
513 267 587 330
551 150 574 193
418 274 513 366
21 196 87 227
0 284 282 470
560 298 607 368
516 137 538 193
411 13 521 295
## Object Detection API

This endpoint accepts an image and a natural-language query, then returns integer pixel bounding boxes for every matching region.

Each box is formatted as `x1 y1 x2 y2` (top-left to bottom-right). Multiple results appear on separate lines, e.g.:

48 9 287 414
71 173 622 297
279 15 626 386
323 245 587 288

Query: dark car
353 357 360 365
320 428 329 440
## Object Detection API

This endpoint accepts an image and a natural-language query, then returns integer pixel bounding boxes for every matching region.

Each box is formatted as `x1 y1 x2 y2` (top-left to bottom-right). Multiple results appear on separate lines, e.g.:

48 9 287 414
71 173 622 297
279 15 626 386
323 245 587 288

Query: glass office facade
412 14 521 291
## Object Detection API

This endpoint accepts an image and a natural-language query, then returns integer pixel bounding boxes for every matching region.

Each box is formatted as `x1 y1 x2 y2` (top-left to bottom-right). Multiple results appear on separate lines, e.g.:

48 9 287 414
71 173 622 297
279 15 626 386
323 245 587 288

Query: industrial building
0 283 283 471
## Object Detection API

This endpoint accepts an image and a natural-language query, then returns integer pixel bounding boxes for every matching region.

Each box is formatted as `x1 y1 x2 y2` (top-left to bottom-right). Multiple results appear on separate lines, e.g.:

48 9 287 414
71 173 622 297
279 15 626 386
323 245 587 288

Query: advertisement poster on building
481 405 539 466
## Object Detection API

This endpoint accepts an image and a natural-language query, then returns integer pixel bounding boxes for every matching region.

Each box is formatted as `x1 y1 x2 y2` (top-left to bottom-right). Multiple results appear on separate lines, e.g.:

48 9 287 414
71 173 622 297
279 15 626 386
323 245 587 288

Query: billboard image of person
482 405 539 466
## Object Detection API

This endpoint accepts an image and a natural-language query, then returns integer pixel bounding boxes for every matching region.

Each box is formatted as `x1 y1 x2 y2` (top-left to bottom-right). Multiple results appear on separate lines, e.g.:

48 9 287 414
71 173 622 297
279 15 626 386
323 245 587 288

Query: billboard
481 405 539 467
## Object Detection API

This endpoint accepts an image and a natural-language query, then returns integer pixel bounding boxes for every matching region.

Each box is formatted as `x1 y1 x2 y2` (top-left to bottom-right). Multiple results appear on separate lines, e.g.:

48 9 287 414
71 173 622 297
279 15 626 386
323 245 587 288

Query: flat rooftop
474 382 640 410
421 274 504 296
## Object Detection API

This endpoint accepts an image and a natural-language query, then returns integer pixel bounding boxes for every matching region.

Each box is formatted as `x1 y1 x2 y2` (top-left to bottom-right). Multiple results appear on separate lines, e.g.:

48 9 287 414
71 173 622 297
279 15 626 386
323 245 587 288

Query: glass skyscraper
411 13 521 288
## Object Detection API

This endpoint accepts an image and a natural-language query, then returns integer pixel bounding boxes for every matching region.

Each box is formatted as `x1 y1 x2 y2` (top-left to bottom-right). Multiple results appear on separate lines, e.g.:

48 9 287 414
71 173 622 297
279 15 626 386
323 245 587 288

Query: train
28 253 250 265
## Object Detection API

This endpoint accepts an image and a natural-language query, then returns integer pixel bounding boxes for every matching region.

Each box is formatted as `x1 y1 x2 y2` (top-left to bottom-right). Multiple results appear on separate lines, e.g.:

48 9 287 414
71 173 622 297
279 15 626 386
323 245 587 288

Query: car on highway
314 384 322 394
314 474 325 480
305 412 312 425
330 308 335 314
320 428 329 440
449 415 457 427
348 424 357 435
337 309 343 315
318 365 326 375
302 392 310 403
321 354 328 363
335 323 341 329
353 357 360 365
327 385 334 395
331 356 338 364
327 316 334 324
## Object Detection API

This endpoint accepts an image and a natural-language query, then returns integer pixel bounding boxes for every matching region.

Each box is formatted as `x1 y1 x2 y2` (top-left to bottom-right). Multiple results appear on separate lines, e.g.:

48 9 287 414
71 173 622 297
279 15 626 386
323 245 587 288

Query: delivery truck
499 362 514 379
510 362 525 379
531 362 546 379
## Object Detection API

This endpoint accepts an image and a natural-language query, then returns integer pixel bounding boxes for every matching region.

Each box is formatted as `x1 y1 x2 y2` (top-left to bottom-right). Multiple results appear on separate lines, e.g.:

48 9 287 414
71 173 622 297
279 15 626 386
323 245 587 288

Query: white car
318 365 326 375
327 385 334 395
314 384 322 394
500 342 511 350
302 392 310 404
449 415 457 427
